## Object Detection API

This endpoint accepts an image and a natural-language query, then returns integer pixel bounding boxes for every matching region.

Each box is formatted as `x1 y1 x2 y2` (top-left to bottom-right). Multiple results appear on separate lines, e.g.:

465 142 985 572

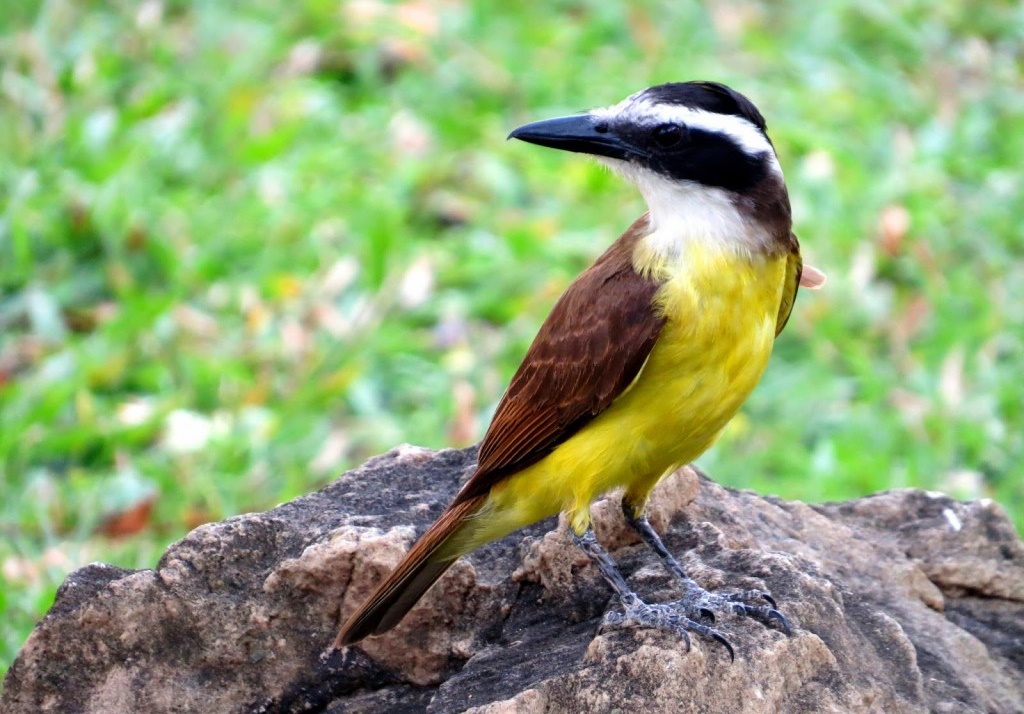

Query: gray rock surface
2 444 1022 713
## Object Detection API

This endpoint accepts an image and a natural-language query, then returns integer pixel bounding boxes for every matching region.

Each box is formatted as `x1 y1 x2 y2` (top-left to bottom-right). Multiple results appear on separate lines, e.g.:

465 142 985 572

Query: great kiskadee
335 81 822 656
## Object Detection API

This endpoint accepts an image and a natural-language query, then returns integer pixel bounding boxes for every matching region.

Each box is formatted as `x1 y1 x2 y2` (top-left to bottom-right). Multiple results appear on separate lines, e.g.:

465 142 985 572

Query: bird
334 80 823 657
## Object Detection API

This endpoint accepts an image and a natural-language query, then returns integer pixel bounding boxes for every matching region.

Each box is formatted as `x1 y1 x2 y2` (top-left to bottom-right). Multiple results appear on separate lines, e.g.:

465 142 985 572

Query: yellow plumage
448 239 788 552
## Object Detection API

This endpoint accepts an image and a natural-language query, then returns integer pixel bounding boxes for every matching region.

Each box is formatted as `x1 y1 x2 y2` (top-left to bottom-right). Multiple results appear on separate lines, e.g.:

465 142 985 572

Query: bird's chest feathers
633 236 787 434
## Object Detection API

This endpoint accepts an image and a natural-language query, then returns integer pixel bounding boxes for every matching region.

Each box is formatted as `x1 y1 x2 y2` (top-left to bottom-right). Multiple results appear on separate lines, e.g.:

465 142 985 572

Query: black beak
508 114 635 161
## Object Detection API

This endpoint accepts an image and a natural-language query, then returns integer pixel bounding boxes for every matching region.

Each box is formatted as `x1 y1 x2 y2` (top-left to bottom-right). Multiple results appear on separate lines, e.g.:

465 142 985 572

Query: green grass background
1 0 1022 679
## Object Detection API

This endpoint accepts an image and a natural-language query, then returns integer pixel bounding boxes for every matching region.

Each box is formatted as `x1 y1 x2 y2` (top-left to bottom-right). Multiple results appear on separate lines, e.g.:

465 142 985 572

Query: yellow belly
465 246 788 545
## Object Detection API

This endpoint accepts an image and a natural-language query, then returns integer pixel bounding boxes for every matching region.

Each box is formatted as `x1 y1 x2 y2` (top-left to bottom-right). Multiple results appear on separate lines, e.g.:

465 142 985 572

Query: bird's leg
570 527 735 660
621 496 791 635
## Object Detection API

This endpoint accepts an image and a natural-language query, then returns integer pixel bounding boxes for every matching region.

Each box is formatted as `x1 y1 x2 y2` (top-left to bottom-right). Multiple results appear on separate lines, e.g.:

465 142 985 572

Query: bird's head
510 81 791 249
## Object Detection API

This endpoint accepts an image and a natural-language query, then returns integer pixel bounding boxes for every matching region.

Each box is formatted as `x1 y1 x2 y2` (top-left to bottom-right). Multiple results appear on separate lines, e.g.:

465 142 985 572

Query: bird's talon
710 630 735 662
767 609 791 635
601 611 626 631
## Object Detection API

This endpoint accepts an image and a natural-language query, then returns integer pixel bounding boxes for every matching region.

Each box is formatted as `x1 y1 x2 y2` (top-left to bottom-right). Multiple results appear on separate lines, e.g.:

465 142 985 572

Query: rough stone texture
2 445 1023 714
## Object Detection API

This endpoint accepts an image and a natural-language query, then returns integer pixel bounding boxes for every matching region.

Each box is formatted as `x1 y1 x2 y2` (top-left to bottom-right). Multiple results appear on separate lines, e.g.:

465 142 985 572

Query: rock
2 445 1022 714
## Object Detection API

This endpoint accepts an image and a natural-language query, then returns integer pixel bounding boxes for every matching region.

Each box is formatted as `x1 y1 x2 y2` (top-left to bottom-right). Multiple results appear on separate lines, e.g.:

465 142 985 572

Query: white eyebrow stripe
659 107 772 156
592 96 780 172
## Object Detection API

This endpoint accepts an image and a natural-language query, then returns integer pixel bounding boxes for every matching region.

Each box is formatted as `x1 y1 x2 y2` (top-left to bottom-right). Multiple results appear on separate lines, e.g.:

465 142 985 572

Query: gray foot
600 588 790 661
717 589 791 632
600 592 733 659
619 502 791 648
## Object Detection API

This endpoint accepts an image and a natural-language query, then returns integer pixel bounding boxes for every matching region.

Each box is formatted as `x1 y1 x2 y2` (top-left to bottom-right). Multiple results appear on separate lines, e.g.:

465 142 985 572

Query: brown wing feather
334 215 662 647
455 215 665 502
775 235 802 336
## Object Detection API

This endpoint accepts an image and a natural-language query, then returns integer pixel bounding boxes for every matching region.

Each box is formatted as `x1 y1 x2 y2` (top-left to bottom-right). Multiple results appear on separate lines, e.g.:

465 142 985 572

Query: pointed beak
508 114 634 161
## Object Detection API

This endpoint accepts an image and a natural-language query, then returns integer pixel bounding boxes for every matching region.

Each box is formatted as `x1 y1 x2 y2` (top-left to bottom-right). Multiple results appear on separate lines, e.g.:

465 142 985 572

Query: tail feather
334 495 486 647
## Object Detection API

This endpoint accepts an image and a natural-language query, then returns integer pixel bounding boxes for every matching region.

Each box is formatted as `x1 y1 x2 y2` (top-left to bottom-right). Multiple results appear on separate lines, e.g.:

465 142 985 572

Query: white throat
605 161 773 259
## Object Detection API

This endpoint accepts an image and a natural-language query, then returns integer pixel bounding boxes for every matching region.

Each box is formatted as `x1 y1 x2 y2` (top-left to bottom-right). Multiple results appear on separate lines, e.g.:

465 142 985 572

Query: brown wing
774 236 802 336
455 215 664 503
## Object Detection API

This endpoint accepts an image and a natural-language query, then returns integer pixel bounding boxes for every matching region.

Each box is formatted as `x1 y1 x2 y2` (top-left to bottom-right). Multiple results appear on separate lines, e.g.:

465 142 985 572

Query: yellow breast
632 244 787 463
469 241 788 544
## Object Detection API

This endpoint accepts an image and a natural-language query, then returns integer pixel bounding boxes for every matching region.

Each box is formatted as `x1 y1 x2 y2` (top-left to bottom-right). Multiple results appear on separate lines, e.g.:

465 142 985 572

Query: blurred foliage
2 0 1023 677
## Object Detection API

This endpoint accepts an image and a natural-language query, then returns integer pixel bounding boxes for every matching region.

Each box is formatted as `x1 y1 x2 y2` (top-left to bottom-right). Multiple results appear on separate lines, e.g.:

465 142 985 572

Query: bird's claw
709 630 735 663
722 594 791 635
600 597 751 659
767 608 792 635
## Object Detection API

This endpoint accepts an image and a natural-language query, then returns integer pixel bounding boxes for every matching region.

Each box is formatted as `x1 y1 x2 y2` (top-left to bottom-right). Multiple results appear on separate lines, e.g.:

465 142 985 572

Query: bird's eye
652 123 685 148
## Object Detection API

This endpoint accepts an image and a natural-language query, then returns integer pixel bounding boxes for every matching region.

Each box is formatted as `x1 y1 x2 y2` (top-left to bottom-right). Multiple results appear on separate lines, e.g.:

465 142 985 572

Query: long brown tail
334 494 487 647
